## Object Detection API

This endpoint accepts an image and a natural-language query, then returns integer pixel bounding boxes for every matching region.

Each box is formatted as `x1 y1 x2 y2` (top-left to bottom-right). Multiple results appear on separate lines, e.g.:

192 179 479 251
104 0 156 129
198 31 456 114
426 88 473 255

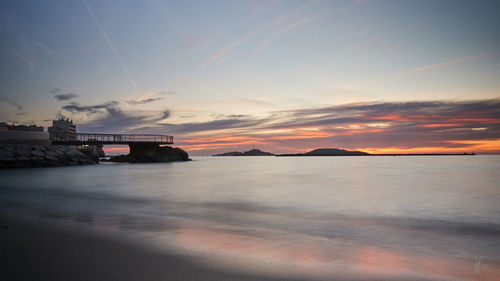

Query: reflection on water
1 156 500 280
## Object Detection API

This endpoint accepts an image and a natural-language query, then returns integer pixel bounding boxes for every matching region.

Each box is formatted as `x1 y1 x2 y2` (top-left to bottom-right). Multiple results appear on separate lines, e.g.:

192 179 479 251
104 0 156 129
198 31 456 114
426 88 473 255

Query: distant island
213 149 274 156
212 147 475 157
277 148 369 156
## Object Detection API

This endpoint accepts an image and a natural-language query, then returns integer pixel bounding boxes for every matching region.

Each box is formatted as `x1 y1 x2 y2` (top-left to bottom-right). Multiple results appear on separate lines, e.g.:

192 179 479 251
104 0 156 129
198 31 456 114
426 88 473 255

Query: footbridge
50 133 173 145
50 133 174 157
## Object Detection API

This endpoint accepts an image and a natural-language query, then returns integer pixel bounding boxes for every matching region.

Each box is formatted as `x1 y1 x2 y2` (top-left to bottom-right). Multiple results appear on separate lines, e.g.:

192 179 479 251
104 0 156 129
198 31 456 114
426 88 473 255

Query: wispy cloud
49 88 62 94
8 49 34 73
0 97 23 111
341 29 393 54
203 2 312 66
346 22 390 39
54 93 79 101
83 0 137 87
396 50 500 77
126 97 162 105
60 100 171 133
125 91 171 106
253 11 323 56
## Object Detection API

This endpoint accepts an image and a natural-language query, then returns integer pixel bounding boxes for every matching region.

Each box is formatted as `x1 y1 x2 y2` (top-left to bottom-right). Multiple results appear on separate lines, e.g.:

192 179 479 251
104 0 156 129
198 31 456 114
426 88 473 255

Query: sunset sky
1 0 500 154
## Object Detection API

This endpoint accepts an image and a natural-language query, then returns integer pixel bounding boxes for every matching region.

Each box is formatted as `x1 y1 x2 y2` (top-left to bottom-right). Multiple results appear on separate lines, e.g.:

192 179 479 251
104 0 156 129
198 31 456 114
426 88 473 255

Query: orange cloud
358 139 500 154
420 123 465 128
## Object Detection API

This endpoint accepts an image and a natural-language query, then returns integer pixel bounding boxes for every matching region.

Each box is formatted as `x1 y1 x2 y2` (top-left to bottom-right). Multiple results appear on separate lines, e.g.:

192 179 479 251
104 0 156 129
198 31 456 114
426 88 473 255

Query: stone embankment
0 144 96 168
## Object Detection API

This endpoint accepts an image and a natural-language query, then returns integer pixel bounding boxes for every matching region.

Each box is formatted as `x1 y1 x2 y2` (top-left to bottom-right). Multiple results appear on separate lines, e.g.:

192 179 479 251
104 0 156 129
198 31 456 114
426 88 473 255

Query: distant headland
278 148 369 156
213 149 274 156
214 147 475 157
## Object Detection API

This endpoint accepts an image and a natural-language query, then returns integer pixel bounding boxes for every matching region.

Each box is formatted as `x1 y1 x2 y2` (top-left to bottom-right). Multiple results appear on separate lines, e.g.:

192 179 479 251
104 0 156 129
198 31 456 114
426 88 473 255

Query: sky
1 0 500 155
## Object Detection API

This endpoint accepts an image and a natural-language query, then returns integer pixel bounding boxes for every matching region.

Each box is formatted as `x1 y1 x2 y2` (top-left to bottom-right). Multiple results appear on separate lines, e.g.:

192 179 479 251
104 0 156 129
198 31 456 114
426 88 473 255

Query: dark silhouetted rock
213 148 274 156
108 146 190 163
278 148 369 156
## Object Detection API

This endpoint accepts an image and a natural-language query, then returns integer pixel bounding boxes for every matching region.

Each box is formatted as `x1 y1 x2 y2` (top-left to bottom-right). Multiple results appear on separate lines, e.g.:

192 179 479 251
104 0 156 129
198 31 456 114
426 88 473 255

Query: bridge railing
50 133 174 144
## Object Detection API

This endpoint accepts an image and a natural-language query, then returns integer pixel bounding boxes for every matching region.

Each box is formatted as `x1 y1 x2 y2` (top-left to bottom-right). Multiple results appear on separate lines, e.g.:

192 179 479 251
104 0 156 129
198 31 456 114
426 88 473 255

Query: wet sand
0 216 309 281
3 215 498 281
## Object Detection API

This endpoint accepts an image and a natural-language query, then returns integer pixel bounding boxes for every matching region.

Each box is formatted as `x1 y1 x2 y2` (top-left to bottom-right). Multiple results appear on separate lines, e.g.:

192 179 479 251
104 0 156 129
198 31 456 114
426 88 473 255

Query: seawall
0 144 96 168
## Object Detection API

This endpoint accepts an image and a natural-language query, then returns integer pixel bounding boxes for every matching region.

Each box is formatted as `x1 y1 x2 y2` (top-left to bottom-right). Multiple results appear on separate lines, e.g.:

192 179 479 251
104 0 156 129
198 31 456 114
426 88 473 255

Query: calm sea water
1 156 500 280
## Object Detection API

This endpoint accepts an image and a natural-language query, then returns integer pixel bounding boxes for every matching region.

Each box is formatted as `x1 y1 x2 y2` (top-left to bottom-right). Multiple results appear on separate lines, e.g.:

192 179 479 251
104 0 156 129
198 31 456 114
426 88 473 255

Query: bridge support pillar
129 143 160 157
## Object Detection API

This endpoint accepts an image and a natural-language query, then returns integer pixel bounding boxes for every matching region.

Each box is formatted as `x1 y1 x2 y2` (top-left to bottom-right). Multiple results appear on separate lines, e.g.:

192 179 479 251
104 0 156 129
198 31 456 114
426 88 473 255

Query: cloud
58 98 500 154
0 97 23 110
8 49 34 73
160 110 171 119
54 93 79 101
61 101 170 133
125 90 173 106
83 0 137 87
253 11 322 55
396 50 500 77
203 2 312 66
49 88 62 94
170 99 500 154
158 91 176 95
62 101 119 114
126 97 162 105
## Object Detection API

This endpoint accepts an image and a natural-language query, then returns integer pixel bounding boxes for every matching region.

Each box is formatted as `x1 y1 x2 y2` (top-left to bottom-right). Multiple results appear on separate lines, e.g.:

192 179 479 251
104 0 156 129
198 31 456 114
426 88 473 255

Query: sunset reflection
165 224 500 280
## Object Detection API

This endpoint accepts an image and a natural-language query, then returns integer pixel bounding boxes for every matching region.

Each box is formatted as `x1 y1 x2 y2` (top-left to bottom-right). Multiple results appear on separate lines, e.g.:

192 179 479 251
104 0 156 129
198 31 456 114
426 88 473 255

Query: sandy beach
1 215 317 281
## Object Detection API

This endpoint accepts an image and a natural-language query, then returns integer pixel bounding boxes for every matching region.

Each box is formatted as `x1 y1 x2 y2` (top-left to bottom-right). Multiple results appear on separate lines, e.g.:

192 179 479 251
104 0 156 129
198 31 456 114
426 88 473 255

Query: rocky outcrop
0 144 96 168
277 148 369 156
107 146 190 163
213 149 274 156
77 145 105 163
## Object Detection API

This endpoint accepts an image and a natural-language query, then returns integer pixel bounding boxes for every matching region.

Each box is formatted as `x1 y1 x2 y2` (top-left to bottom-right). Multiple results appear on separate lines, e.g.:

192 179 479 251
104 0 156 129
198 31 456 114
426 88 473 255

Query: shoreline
0 215 314 281
0 214 451 281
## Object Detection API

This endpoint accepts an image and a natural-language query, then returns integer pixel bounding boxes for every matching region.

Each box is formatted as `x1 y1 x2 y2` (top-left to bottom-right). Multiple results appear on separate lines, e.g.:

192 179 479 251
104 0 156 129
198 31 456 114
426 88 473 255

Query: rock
213 148 274 156
16 144 32 151
45 151 59 158
0 151 14 158
31 157 47 167
0 157 16 164
2 144 15 151
59 157 69 165
32 144 46 151
109 146 190 163
0 144 96 168
16 157 32 166
7 162 23 168
46 156 62 166
13 148 32 157
32 150 46 157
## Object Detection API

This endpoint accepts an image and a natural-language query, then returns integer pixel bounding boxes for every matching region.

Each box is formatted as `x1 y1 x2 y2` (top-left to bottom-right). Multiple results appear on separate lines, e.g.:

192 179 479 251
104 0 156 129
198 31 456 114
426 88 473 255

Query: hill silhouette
278 148 369 156
213 149 275 156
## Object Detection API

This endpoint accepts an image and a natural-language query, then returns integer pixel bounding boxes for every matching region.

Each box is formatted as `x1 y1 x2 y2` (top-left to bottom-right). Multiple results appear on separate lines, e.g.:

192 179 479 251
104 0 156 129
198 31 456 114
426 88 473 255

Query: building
0 122 49 144
48 118 76 135
1 122 44 132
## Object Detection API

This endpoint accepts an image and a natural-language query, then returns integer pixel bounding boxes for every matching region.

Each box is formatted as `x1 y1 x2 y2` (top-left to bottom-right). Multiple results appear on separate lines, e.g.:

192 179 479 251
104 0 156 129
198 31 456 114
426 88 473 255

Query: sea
1 155 499 280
